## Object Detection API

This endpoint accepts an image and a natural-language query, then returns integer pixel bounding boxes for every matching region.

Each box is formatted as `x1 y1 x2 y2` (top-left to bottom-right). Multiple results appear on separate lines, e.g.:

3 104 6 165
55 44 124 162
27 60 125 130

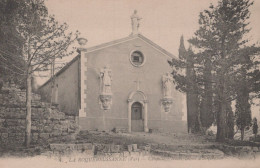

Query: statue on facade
162 73 174 112
131 10 142 35
162 73 173 98
100 66 112 94
100 66 112 110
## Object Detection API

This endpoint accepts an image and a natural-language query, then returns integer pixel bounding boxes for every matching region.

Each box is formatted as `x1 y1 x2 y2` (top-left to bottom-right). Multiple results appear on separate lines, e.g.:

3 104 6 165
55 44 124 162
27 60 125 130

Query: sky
45 0 260 57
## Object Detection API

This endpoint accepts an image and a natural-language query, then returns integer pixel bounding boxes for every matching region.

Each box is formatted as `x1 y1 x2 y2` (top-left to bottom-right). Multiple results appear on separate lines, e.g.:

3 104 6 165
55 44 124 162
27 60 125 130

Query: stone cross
134 79 141 90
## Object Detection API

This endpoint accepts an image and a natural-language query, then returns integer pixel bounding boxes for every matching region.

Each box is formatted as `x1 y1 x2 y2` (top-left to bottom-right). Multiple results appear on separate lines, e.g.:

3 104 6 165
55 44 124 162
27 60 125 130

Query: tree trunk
216 87 226 142
216 64 227 142
187 91 201 133
187 92 191 133
25 70 32 147
226 101 234 139
216 105 226 142
200 59 213 129
241 128 244 141
193 93 201 133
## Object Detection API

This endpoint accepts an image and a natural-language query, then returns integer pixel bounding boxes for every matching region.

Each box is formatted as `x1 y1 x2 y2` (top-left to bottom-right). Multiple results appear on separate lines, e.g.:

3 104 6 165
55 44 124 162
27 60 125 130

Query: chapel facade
39 11 186 133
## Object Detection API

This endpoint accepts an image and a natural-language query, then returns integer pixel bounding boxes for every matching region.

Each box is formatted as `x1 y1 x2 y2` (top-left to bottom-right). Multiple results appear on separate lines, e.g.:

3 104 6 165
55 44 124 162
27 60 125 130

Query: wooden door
131 102 144 132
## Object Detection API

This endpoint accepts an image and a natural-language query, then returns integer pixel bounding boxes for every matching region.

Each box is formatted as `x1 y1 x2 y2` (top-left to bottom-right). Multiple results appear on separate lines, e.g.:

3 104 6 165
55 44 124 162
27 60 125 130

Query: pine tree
1 0 79 147
235 68 252 140
188 0 259 142
200 57 214 129
186 47 201 133
226 101 234 139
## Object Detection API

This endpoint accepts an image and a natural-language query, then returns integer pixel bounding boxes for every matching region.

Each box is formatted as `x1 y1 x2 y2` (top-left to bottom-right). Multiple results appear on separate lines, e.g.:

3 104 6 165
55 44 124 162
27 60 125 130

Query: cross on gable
134 79 141 90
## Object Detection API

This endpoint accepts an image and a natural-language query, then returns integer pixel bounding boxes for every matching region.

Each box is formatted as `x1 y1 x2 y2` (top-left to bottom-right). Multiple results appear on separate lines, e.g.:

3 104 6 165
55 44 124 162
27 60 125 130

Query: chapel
39 11 186 133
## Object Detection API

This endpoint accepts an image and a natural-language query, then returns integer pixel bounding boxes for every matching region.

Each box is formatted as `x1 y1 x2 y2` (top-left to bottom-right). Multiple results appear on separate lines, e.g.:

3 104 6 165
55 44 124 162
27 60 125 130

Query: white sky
45 0 260 56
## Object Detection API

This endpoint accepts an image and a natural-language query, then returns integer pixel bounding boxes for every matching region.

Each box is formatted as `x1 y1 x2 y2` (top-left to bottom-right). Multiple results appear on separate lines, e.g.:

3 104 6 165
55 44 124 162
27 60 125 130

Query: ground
1 131 260 160
76 131 216 146
0 131 220 158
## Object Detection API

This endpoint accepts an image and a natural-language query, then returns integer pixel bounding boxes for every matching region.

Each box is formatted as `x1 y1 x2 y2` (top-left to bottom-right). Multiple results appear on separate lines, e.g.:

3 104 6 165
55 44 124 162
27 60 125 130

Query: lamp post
77 37 88 118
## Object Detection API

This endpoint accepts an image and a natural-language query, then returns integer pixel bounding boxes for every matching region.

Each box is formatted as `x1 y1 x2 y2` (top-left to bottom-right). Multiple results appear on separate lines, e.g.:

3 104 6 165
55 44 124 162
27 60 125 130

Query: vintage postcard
0 0 260 167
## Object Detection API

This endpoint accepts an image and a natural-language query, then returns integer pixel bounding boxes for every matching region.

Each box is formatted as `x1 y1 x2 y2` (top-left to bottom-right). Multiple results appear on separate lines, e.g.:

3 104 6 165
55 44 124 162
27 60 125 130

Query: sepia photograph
0 0 260 167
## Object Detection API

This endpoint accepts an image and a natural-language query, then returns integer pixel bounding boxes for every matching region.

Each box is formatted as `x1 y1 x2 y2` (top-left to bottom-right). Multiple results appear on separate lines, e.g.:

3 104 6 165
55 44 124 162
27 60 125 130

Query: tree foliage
1 0 79 147
235 68 252 140
0 0 26 86
169 0 260 141
169 36 202 133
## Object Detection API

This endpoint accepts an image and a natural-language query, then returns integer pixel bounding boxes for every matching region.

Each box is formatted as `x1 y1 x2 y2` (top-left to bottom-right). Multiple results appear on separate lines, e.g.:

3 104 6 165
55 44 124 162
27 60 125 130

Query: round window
130 51 145 67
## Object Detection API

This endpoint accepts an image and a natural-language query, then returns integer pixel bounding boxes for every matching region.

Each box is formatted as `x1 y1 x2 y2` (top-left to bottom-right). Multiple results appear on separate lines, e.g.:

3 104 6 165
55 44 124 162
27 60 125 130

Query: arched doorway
131 102 143 132
128 91 148 133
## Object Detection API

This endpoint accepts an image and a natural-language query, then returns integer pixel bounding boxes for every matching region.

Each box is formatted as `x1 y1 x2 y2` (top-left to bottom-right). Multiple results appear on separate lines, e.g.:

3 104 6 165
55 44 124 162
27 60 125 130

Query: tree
253 117 258 140
0 0 26 87
5 0 79 147
235 69 252 140
226 100 234 139
199 55 214 129
186 47 202 133
169 0 260 141
188 0 260 142
169 36 201 133
233 45 260 141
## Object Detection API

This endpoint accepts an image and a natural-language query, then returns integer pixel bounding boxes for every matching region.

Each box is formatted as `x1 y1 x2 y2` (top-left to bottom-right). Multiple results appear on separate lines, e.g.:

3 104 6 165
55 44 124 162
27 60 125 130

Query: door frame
128 91 148 133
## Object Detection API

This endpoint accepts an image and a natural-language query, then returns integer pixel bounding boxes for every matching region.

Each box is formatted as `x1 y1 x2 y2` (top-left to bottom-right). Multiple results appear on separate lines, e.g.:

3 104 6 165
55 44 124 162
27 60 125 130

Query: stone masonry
0 86 79 148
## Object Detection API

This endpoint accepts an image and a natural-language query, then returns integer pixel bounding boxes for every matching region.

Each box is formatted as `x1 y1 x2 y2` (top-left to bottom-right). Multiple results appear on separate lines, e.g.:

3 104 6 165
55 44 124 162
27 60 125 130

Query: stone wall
0 87 79 148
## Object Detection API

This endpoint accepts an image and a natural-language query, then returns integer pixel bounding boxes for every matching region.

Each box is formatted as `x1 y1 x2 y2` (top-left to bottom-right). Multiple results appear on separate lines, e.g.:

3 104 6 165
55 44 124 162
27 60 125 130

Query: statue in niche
131 10 142 35
100 66 112 94
162 73 173 98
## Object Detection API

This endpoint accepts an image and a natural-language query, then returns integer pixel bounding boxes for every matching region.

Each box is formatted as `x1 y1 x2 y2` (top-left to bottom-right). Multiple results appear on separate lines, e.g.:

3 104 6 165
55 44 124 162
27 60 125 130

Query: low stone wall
216 144 260 158
0 88 79 148
47 143 224 160
48 143 151 157
149 143 225 159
